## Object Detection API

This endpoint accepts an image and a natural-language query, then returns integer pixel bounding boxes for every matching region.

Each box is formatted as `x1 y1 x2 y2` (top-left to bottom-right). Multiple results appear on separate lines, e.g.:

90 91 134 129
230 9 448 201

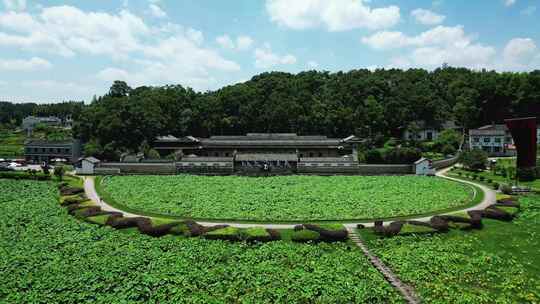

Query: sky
0 0 539 103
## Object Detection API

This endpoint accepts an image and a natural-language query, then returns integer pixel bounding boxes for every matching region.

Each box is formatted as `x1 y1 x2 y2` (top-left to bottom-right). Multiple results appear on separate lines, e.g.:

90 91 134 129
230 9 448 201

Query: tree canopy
4 67 540 160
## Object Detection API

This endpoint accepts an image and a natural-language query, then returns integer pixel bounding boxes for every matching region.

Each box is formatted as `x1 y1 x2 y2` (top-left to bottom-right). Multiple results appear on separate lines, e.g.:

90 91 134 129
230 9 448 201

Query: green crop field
0 130 25 158
101 175 473 221
360 194 540 303
0 179 402 303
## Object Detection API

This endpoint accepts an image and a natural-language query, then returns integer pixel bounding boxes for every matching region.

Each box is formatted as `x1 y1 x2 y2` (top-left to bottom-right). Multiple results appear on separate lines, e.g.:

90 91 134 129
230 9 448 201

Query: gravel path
82 167 496 229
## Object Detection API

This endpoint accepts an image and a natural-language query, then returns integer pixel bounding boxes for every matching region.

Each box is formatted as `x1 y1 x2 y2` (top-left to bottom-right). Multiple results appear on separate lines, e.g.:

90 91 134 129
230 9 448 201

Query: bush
384 147 422 164
487 179 493 183
479 176 485 181
492 182 499 190
53 166 65 180
0 171 50 180
458 149 488 171
303 224 348 242
365 149 384 164
204 227 242 241
291 230 320 242
500 184 513 195
441 144 457 156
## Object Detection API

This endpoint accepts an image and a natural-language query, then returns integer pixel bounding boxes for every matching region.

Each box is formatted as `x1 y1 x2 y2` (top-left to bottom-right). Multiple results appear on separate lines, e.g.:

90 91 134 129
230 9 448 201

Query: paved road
83 168 497 229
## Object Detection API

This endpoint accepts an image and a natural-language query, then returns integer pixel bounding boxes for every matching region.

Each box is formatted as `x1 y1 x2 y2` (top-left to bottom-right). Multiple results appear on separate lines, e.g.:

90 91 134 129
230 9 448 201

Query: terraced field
0 179 402 303
101 175 473 221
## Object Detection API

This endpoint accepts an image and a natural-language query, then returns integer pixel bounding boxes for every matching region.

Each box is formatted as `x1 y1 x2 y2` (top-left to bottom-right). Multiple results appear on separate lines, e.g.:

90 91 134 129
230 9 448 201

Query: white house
468 124 515 156
415 158 435 175
76 157 101 175
403 121 460 141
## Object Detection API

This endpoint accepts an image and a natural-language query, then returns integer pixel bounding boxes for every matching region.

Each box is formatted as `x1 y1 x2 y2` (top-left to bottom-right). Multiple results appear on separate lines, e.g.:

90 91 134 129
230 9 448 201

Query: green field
0 130 25 157
360 194 540 303
101 175 473 221
0 179 402 303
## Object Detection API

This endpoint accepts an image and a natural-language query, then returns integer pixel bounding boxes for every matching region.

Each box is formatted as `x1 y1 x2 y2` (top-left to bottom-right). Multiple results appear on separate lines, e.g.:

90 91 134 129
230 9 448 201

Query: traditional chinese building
153 133 363 174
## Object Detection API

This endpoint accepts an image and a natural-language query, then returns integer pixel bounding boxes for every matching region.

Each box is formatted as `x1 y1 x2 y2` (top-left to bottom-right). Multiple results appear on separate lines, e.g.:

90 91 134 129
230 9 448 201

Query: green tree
108 81 132 98
458 149 488 171
435 129 462 151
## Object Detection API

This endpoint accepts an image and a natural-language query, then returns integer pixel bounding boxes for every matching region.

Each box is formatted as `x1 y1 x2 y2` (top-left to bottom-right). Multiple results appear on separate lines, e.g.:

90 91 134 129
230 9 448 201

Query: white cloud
521 5 536 15
148 3 167 18
265 0 400 31
501 38 538 70
216 34 235 49
411 8 445 25
3 0 26 11
0 57 51 71
0 8 150 58
362 25 497 69
504 0 516 7
216 34 254 51
0 5 242 94
236 35 253 50
254 45 296 68
307 60 319 68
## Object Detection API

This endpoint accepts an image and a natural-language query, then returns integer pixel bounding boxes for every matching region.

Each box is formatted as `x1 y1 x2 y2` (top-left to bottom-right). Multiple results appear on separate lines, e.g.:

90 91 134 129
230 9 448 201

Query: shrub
492 182 499 190
204 227 242 241
458 149 488 171
500 184 513 195
478 176 485 181
487 179 493 183
365 149 384 164
429 216 449 232
441 144 457 156
53 166 65 180
303 224 348 242
384 147 422 164
291 230 320 242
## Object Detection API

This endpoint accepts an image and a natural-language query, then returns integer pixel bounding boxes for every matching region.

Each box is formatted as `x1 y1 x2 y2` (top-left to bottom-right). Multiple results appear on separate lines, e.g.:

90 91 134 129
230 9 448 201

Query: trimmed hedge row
0 171 50 180
56 183 348 243
372 198 521 237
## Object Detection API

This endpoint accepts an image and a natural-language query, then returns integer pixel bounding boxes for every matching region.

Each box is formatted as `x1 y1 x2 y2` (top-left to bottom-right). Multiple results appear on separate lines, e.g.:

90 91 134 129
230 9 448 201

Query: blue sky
0 0 539 103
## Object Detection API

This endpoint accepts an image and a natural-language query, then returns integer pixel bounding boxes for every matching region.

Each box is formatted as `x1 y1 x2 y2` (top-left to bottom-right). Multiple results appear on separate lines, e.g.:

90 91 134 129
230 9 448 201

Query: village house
468 124 516 156
24 139 82 164
402 121 460 141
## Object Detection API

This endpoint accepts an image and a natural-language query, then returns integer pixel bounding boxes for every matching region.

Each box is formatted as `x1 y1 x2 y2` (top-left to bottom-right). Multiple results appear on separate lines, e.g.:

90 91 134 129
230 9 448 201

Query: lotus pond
0 179 402 303
101 175 474 221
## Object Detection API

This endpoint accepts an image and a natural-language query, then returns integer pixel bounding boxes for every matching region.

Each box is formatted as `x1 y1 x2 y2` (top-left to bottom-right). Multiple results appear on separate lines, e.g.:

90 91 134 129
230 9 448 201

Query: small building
75 157 101 175
24 139 82 163
414 157 434 175
468 124 515 156
21 116 62 130
403 121 460 141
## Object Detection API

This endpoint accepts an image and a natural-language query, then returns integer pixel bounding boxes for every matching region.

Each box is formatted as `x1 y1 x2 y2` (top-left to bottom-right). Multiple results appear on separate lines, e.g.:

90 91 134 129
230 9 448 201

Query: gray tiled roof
236 153 298 161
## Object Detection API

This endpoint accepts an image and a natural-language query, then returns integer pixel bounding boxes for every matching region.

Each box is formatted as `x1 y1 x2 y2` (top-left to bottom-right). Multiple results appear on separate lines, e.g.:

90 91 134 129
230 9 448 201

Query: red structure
504 117 537 168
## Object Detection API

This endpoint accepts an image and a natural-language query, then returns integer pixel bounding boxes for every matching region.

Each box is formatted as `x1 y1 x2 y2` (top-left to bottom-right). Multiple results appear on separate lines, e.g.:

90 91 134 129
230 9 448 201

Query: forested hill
74 67 540 153
3 67 540 155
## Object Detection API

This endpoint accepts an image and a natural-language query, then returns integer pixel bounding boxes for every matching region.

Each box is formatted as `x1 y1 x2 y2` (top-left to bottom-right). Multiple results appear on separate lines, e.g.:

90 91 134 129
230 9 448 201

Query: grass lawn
359 194 540 303
99 174 475 222
0 179 402 303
